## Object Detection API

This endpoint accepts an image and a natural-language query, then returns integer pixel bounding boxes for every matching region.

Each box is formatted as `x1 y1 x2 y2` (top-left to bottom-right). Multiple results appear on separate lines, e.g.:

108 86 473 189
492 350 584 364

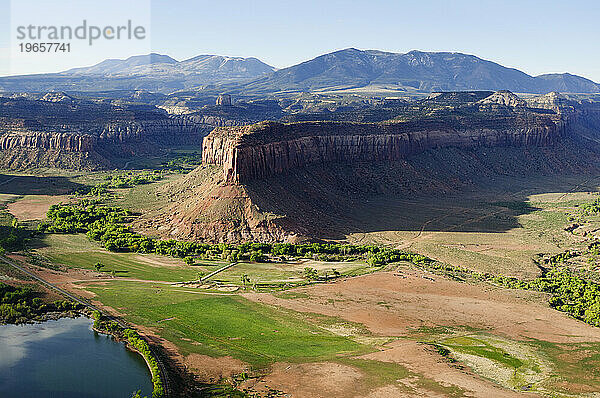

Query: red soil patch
185 354 248 383
243 270 600 344
248 362 364 398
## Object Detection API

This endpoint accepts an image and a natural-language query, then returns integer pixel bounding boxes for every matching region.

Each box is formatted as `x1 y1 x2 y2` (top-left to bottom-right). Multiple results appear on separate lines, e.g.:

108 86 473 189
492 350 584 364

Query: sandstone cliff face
98 118 209 145
0 132 96 152
203 112 567 183
0 96 209 169
154 92 600 243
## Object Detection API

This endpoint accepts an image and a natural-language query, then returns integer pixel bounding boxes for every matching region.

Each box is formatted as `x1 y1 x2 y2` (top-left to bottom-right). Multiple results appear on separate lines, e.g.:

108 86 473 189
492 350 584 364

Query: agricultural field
32 234 374 286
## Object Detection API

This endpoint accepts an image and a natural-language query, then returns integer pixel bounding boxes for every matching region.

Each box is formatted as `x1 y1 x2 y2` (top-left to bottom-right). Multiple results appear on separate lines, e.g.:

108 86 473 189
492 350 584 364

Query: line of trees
161 152 202 172
83 171 164 197
40 204 433 268
91 311 164 398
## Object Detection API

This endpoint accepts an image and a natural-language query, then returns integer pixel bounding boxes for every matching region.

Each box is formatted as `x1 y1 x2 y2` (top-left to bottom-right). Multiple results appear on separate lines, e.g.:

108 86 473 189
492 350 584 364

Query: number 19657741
19 43 71 52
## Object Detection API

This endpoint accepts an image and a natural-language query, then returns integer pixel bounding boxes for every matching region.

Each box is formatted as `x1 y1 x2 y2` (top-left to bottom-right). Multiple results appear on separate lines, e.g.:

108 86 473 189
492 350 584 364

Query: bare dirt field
7 194 70 220
242 269 600 397
245 270 600 344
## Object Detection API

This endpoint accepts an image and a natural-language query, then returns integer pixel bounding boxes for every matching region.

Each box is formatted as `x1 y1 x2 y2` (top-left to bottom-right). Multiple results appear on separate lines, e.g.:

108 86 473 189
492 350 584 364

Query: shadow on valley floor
247 171 600 241
0 174 86 195
243 142 600 240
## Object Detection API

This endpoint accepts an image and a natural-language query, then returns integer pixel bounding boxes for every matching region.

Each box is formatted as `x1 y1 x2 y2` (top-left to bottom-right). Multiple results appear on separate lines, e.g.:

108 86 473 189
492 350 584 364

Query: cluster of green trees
580 197 600 215
83 171 163 197
161 152 202 171
91 311 163 398
105 172 163 188
41 204 434 269
40 204 131 234
0 220 29 255
0 282 82 323
590 241 600 256
546 250 580 265
532 267 600 326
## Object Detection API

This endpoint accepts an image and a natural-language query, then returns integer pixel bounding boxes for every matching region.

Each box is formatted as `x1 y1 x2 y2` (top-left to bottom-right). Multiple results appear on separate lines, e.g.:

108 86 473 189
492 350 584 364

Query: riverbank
0 281 84 325
92 311 165 398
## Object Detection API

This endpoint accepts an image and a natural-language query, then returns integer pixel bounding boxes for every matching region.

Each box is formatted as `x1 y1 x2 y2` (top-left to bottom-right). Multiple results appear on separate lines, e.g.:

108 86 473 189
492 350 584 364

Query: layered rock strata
0 96 209 168
203 112 566 183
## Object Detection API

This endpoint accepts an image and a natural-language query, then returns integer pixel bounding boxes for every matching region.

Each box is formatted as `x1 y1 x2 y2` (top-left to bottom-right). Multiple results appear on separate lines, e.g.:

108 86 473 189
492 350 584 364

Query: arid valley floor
2 163 600 397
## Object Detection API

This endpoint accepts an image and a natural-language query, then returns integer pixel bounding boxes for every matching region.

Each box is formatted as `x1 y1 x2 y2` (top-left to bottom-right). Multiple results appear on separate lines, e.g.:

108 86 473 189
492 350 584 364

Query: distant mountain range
234 49 600 95
63 53 275 80
0 48 598 95
0 53 275 93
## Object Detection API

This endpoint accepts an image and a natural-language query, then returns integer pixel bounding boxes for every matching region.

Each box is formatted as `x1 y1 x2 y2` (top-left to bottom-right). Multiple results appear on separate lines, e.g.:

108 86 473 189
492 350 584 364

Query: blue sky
1 0 600 81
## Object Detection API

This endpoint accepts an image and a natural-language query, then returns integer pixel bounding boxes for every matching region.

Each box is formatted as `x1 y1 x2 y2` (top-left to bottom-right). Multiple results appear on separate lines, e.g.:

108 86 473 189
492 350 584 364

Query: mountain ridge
62 52 275 78
0 53 275 93
233 48 600 95
1 48 598 95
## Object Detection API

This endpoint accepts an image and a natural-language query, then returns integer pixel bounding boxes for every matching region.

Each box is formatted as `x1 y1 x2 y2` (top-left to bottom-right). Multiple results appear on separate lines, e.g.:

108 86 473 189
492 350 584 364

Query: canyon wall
0 132 96 152
0 97 210 168
203 112 567 183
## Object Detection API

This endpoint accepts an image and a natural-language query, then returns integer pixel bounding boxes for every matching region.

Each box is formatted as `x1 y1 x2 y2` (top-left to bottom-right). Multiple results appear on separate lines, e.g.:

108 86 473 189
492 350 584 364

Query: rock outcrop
203 111 566 183
216 94 232 106
477 90 527 108
0 132 96 152
145 91 600 243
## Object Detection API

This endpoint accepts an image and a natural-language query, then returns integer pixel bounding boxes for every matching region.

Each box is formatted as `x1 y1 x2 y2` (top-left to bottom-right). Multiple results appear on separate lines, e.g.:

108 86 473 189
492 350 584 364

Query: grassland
33 234 375 286
82 280 370 367
348 177 600 279
37 234 201 282
438 334 549 390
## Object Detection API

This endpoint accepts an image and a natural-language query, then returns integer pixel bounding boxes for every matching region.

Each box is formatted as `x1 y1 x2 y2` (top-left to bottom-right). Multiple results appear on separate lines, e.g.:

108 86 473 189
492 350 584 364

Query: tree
94 262 105 272
130 390 147 398
241 274 250 286
249 250 264 262
183 256 195 266
304 267 318 280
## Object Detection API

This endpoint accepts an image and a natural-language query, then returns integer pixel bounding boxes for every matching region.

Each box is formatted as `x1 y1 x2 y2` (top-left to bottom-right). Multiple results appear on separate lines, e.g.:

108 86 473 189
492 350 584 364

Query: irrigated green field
83 280 371 367
34 234 375 286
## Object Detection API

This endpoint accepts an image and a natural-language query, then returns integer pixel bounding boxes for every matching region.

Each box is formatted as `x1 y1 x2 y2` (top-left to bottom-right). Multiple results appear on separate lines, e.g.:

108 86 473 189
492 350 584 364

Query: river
0 316 153 398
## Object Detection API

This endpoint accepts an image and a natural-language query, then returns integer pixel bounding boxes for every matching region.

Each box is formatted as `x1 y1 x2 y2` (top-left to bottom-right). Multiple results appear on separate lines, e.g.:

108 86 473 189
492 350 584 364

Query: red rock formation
203 112 567 183
0 96 209 169
0 132 96 151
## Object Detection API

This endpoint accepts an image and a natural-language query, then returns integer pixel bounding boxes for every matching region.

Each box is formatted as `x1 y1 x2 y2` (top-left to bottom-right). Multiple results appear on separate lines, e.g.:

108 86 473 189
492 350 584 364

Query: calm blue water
0 317 153 398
